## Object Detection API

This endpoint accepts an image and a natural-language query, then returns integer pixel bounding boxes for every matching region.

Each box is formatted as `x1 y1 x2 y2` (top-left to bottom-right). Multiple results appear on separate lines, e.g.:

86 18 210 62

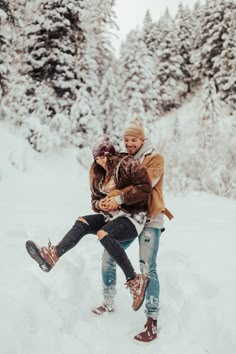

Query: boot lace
41 240 58 265
125 277 141 300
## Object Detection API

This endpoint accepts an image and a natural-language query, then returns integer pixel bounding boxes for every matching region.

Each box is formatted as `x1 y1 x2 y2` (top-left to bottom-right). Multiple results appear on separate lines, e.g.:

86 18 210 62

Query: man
92 118 173 343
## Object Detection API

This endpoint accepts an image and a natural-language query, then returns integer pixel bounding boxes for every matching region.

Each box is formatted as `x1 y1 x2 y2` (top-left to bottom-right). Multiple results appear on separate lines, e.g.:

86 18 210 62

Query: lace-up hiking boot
134 317 158 343
91 303 115 316
25 240 58 272
125 274 149 311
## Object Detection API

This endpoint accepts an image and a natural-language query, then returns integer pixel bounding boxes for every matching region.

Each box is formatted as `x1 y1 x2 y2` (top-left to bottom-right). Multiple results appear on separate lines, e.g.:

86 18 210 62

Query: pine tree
1 1 42 124
197 78 235 197
118 29 157 126
142 10 157 56
198 79 221 149
0 30 9 98
200 0 227 81
70 75 102 148
0 0 15 100
156 9 187 111
175 3 195 94
25 0 84 103
97 63 121 137
0 0 15 23
84 0 118 80
141 12 164 119
66 0 117 148
17 0 87 150
190 0 205 86
68 0 100 148
214 2 236 111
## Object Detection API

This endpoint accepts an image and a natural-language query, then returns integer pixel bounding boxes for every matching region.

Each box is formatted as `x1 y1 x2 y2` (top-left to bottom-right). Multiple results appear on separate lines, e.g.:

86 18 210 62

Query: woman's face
95 155 107 169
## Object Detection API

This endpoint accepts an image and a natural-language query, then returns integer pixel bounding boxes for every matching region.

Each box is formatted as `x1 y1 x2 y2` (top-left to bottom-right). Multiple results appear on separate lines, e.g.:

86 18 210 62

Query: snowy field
1 125 236 354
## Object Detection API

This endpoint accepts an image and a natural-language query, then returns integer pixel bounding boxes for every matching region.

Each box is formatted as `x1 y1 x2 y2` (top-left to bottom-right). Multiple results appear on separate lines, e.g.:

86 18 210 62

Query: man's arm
104 157 152 210
107 154 163 197
145 154 164 187
118 157 152 205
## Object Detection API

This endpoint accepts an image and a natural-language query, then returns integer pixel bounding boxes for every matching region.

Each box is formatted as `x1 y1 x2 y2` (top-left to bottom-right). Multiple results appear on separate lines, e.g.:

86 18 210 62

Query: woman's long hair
89 154 121 192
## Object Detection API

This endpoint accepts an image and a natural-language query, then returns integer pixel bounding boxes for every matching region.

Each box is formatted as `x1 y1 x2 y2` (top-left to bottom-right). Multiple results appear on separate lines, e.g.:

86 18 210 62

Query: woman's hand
98 198 111 212
102 196 119 211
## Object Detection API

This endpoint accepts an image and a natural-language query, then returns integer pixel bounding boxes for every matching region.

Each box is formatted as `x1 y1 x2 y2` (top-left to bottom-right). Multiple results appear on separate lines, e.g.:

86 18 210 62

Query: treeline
0 0 235 197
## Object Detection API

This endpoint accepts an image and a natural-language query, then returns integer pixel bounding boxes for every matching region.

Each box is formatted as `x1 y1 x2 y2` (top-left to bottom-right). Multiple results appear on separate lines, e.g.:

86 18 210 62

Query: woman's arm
91 190 112 213
91 193 102 213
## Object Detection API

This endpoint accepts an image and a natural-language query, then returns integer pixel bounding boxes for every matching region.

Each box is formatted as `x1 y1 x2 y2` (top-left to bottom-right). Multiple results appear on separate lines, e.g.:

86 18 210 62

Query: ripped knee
97 230 108 240
77 217 89 226
139 259 149 274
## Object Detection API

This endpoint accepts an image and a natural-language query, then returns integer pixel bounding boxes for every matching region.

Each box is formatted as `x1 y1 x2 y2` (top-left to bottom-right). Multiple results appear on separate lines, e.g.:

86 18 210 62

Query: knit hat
123 118 145 140
92 135 116 159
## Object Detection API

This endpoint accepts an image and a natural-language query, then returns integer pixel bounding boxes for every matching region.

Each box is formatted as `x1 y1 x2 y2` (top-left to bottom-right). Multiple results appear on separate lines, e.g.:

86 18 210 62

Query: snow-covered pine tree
84 0 118 81
214 1 236 111
155 9 187 112
118 28 157 128
68 0 102 149
0 0 15 23
10 0 36 22
197 78 236 197
97 62 121 138
11 0 89 151
141 12 163 119
65 0 118 149
1 0 43 126
190 0 205 87
142 10 158 57
200 0 231 84
0 29 9 99
25 0 84 109
70 69 102 148
198 79 221 149
0 0 15 100
175 3 195 94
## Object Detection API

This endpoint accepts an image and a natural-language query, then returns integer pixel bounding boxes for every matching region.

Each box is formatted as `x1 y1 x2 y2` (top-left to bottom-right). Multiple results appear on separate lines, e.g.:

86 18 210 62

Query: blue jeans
102 226 161 319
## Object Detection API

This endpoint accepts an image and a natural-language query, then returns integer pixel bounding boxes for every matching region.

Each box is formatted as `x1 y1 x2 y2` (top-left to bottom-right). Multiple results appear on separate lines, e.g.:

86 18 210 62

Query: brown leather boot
134 317 158 343
125 274 149 311
26 240 59 272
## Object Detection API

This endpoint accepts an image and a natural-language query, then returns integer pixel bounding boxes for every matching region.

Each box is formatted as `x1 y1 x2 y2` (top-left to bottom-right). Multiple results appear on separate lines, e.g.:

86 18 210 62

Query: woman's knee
77 217 89 225
97 229 108 240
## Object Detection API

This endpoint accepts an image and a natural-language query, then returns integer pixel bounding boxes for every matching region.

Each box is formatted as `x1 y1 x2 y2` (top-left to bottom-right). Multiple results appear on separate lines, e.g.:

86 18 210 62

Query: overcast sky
113 0 201 48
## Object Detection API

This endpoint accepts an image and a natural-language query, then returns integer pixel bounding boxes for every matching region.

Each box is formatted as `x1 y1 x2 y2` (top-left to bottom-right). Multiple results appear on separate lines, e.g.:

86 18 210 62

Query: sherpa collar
133 140 154 163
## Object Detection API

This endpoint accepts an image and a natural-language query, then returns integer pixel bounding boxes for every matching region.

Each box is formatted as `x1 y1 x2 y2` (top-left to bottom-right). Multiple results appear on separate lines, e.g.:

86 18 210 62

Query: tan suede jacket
142 152 172 219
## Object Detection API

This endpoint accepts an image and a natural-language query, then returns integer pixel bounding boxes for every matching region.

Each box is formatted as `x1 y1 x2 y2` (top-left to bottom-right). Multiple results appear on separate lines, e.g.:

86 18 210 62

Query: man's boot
91 303 115 316
134 317 158 343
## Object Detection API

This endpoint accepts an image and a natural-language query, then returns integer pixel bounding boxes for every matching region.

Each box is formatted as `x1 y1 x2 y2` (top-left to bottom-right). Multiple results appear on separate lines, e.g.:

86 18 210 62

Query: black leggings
56 214 138 281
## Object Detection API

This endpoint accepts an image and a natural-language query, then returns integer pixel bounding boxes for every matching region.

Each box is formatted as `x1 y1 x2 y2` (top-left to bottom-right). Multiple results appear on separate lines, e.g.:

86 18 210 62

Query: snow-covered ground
1 124 236 354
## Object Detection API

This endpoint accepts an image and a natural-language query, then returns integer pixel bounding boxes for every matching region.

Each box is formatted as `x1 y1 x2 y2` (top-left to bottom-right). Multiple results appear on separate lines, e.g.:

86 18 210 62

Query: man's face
123 136 144 155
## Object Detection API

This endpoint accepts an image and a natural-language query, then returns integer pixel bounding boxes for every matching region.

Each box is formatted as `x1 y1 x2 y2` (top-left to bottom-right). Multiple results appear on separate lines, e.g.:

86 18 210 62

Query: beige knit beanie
123 118 145 140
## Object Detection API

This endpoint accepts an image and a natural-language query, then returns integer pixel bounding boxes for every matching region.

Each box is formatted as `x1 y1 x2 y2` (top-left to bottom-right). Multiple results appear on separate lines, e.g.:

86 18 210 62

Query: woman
25 135 151 311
